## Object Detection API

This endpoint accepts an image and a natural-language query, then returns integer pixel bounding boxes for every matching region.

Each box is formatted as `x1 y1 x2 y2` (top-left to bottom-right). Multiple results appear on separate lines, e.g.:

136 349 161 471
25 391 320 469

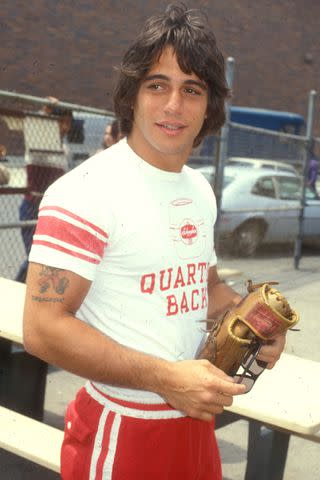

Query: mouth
156 122 186 136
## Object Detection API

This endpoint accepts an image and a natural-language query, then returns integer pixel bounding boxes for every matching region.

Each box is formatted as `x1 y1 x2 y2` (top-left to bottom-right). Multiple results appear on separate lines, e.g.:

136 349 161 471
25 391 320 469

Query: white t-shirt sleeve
29 166 111 281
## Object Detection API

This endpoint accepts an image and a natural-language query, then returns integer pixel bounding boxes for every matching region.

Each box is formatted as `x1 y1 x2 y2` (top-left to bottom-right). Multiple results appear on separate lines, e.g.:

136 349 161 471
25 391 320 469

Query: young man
23 4 286 479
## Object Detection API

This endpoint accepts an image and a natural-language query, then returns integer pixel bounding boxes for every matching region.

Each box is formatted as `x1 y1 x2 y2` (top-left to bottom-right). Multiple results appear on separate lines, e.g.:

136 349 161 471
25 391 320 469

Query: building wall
0 0 319 133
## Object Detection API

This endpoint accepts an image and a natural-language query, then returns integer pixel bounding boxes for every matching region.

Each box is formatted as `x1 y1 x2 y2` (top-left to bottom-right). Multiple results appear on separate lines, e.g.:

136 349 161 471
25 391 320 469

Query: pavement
1 247 319 479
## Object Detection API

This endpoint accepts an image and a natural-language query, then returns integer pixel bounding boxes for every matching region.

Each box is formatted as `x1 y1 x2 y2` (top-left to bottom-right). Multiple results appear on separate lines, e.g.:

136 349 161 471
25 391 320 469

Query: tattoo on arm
32 295 64 303
37 266 70 295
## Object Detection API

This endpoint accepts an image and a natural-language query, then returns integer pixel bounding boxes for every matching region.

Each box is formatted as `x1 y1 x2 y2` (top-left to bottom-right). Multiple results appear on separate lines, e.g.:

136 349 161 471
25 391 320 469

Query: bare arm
23 262 246 421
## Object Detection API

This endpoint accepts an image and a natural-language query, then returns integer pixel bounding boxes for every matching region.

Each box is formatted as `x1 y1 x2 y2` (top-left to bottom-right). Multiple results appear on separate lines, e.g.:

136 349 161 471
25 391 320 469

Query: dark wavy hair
113 3 230 147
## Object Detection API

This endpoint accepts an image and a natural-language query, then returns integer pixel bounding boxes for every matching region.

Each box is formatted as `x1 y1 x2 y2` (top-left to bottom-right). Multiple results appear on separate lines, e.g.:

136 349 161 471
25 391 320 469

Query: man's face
128 46 208 171
104 125 115 148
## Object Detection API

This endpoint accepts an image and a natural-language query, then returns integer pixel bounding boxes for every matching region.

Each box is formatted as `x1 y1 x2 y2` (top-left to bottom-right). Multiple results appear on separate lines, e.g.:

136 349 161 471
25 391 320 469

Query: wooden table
218 353 320 480
0 277 25 344
0 277 47 420
229 352 320 435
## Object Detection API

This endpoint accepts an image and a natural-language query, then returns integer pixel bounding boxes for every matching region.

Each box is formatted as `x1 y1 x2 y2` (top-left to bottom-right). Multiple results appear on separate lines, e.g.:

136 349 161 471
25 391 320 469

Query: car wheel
232 221 265 256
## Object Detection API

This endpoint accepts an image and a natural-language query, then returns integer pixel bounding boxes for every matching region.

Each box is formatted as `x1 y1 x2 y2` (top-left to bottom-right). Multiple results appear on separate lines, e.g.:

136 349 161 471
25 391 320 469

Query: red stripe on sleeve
39 206 108 239
34 215 107 258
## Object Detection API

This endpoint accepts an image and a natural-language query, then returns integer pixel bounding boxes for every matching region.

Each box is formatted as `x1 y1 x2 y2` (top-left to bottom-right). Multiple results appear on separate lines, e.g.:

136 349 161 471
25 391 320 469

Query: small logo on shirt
169 198 206 259
180 221 198 244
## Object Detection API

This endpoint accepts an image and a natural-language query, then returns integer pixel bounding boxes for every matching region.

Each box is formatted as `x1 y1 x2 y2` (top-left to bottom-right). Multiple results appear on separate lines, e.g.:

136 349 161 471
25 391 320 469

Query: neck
127 133 191 173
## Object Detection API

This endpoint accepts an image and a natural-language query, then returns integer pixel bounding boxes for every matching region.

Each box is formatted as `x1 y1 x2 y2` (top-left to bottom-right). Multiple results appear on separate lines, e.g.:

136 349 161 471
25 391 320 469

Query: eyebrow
143 74 207 91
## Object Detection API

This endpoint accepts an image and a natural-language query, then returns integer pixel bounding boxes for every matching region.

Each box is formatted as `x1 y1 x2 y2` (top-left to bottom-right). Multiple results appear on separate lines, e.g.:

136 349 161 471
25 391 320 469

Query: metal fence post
214 57 234 241
294 89 317 270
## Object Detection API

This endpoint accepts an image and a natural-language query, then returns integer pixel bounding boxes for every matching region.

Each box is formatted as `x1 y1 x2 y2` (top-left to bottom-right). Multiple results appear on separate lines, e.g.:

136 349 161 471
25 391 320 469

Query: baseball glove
197 280 299 376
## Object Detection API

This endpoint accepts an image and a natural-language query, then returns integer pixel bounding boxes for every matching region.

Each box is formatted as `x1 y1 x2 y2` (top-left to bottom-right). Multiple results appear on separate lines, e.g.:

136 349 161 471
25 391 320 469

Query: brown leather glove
197 280 299 376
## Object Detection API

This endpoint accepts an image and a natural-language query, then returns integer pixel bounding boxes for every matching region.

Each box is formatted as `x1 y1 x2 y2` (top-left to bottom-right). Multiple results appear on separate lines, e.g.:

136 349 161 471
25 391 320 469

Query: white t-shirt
30 138 218 401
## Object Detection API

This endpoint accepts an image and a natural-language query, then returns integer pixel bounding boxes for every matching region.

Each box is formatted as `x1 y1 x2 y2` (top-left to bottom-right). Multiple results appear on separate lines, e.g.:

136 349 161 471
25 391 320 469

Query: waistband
85 382 186 420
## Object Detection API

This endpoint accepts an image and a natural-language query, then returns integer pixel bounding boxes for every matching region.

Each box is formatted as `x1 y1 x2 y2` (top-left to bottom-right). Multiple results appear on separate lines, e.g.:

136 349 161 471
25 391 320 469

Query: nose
164 90 183 116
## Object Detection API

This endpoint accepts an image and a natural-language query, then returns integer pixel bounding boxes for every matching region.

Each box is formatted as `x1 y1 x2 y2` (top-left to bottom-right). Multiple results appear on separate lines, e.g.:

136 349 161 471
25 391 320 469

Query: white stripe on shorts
89 407 110 480
102 414 121 479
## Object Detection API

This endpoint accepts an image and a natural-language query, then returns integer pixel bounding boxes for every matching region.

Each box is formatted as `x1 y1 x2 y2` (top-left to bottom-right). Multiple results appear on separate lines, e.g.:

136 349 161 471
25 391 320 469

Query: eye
184 87 201 96
147 83 163 91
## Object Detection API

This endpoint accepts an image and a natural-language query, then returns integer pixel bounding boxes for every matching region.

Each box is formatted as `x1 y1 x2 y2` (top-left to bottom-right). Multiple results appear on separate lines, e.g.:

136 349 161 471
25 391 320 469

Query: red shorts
61 383 222 480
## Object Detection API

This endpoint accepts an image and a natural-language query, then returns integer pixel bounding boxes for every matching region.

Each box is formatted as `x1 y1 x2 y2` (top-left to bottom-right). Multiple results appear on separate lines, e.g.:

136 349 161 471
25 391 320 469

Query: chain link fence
188 104 319 262
0 90 319 279
227 122 305 165
0 92 114 279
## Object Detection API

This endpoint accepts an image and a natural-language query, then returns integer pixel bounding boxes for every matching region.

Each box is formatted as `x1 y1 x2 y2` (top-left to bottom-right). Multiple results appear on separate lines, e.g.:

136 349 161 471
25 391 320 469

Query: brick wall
0 0 319 134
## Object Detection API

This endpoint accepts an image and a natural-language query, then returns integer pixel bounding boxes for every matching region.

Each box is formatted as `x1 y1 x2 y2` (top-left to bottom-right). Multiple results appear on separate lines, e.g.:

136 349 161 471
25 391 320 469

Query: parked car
187 155 299 173
227 157 298 173
197 165 320 256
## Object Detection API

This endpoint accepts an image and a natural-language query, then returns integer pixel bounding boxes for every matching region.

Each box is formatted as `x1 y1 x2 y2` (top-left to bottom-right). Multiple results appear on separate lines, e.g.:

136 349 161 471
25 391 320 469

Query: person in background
0 144 8 162
100 118 122 151
307 148 319 195
15 99 73 283
23 4 286 479
95 119 122 154
0 144 10 185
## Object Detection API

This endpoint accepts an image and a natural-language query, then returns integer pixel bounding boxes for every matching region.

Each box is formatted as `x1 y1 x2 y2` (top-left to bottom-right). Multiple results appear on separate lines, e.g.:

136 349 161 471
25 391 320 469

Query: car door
273 176 301 240
303 187 320 236
249 175 285 241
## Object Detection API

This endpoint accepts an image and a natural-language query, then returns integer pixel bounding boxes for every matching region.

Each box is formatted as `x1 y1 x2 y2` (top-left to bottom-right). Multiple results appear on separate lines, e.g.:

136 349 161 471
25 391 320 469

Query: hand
257 333 286 369
43 96 60 115
160 359 246 422
46 96 59 104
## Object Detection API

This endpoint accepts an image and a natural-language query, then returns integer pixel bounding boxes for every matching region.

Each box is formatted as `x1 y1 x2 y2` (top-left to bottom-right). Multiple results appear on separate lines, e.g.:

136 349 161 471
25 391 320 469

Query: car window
228 160 248 167
251 177 275 198
261 164 275 170
277 177 301 200
198 171 234 189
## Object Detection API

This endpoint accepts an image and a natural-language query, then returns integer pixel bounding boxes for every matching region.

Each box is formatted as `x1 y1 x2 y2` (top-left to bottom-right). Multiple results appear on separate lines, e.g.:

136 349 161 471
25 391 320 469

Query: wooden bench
0 405 63 473
0 277 25 343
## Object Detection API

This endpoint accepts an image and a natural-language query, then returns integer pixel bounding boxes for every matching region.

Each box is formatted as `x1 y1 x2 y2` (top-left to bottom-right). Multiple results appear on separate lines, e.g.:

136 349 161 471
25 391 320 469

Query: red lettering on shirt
159 268 172 291
187 263 196 285
201 287 208 309
198 262 208 282
166 295 179 316
173 266 186 289
191 289 199 310
180 291 190 313
140 273 155 294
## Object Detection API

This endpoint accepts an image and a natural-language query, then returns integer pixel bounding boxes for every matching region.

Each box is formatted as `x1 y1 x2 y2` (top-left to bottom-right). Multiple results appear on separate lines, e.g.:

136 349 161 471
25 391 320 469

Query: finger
212 376 246 396
210 392 234 408
199 412 215 422
258 345 281 363
205 361 239 383
202 404 225 418
265 361 277 370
